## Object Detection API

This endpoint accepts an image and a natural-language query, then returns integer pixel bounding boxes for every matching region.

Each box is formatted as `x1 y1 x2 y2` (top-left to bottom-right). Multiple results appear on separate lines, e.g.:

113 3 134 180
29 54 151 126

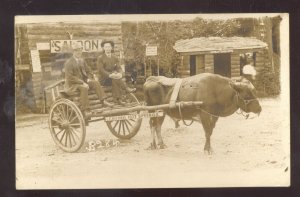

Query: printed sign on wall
30 49 41 72
36 42 50 50
50 40 103 53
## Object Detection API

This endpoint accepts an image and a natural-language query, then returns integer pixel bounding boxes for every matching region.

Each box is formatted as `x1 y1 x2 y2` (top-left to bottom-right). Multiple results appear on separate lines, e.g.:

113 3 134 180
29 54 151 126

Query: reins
177 102 219 126
233 91 259 119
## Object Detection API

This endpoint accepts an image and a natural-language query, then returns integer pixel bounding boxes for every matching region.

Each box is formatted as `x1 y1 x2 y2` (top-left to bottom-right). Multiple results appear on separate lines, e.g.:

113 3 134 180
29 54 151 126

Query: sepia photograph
15 14 290 189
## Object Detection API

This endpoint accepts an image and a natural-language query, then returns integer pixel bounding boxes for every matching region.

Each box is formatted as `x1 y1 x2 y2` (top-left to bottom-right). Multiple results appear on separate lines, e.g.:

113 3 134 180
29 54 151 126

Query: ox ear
229 81 242 93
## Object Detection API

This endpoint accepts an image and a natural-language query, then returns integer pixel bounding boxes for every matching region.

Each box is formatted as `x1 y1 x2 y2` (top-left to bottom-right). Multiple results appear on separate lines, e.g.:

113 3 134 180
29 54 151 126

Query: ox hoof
146 143 157 150
158 143 167 149
204 148 213 155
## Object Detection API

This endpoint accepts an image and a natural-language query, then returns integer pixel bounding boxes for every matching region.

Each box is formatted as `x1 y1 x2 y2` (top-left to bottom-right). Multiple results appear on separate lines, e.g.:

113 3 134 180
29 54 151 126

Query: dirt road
16 98 290 189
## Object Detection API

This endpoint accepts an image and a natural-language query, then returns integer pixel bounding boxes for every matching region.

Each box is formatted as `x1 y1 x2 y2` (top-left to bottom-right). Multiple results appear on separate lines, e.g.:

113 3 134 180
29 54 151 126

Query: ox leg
156 116 167 149
200 114 218 154
148 117 157 149
170 117 180 128
174 119 180 129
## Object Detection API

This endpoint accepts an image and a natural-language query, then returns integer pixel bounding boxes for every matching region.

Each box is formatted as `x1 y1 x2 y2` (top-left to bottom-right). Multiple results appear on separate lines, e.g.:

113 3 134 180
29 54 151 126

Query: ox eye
243 91 254 100
247 92 256 100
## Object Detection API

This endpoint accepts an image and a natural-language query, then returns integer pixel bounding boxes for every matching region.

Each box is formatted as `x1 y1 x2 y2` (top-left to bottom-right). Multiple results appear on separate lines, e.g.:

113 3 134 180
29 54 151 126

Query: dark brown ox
143 73 262 154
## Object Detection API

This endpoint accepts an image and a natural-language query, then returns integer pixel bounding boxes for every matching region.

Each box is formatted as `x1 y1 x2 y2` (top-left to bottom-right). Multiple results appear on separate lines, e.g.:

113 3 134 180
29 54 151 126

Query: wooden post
43 90 47 113
157 57 160 76
149 58 152 76
55 86 59 98
181 55 184 77
51 89 56 101
144 56 146 77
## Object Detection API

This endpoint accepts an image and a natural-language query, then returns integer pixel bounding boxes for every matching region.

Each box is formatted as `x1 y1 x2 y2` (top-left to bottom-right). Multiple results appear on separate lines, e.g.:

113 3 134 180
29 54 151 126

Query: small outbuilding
173 37 268 79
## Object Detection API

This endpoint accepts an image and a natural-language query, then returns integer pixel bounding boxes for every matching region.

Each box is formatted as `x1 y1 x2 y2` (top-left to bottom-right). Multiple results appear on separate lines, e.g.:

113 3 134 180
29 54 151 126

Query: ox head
229 80 262 115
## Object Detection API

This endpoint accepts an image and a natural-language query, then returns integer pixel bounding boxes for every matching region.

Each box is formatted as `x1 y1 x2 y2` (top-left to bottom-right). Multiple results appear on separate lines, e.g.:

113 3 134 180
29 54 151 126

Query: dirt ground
15 97 290 189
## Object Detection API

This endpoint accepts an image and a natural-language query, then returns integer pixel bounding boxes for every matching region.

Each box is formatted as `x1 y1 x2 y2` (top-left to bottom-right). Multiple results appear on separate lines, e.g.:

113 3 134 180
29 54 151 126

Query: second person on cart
97 40 136 105
64 42 114 117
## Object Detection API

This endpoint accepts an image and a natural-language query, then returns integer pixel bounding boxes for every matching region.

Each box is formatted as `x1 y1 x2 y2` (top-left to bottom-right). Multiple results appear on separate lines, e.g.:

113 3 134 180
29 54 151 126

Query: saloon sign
50 39 103 53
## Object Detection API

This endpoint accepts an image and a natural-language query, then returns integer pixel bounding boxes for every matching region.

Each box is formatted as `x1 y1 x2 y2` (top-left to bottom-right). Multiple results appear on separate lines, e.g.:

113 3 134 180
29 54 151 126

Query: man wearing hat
97 40 136 105
64 42 113 114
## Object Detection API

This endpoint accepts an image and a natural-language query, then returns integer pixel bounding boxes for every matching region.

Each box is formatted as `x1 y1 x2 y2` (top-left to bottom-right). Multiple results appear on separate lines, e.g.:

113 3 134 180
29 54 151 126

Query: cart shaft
90 101 203 117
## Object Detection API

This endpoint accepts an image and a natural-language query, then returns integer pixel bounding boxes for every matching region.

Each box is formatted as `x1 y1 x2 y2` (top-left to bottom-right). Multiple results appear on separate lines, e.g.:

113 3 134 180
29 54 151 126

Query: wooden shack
15 22 123 112
173 37 268 79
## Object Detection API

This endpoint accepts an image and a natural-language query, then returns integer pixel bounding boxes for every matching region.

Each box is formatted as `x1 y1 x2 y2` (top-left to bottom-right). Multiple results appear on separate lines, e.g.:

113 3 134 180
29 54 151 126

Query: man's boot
115 98 126 106
126 87 136 93
83 109 92 126
102 99 114 107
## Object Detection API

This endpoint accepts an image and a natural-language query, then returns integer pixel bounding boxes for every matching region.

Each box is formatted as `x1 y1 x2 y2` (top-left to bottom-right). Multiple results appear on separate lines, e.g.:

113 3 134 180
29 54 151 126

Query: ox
143 73 262 154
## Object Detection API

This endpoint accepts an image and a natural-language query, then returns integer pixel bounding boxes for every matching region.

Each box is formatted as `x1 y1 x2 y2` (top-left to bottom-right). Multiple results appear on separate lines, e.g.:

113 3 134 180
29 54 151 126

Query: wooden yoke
169 78 183 108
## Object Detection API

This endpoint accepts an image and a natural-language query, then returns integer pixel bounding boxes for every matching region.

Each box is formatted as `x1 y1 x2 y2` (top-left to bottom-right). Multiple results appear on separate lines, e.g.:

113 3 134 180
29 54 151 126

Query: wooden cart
45 80 203 153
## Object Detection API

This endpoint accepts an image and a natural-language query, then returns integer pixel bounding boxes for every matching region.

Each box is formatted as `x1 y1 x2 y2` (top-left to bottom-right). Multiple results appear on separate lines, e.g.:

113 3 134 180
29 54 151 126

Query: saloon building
15 22 123 113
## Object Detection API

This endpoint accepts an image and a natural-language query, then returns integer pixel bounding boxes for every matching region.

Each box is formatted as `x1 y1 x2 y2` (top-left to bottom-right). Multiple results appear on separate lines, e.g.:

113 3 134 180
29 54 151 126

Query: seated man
97 40 136 105
64 43 113 115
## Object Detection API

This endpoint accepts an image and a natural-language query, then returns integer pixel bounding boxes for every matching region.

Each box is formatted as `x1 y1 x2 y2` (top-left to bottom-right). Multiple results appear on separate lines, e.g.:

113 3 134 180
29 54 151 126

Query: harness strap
178 102 194 126
169 78 183 108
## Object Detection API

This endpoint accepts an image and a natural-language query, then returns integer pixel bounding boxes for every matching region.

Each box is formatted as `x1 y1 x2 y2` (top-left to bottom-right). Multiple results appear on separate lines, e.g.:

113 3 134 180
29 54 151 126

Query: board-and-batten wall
255 50 268 74
230 53 241 78
22 23 123 112
178 51 267 79
179 55 190 78
179 54 206 78
204 54 214 73
178 53 214 77
196 55 205 73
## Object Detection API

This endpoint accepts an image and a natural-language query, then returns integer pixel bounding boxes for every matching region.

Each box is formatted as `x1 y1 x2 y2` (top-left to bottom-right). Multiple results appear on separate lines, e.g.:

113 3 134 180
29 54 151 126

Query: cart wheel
48 98 86 152
106 93 142 139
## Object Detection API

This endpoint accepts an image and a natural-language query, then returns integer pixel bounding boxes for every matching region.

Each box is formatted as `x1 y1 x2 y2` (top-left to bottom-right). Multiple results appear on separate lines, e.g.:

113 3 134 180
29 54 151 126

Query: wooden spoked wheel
106 93 142 139
48 99 86 152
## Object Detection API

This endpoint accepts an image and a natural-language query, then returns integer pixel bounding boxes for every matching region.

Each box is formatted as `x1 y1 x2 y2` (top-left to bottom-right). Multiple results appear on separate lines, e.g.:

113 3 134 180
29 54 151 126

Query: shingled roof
173 37 268 53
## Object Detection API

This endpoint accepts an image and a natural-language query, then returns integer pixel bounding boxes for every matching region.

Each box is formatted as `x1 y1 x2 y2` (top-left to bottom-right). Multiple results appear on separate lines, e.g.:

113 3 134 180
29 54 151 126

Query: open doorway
190 55 196 76
214 53 231 77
